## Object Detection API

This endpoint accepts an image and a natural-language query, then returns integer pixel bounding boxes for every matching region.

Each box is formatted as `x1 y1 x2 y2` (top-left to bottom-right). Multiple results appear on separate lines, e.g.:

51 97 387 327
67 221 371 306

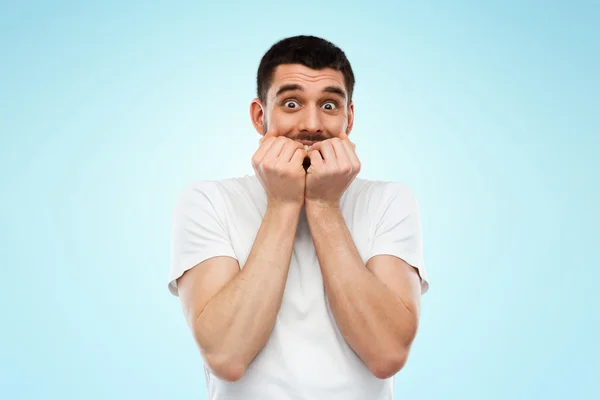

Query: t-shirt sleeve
368 183 429 294
167 182 237 297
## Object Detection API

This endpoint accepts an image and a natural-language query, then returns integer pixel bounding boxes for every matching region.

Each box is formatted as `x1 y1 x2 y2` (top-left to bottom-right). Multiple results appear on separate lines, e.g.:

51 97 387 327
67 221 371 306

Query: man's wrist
266 200 304 216
305 199 341 217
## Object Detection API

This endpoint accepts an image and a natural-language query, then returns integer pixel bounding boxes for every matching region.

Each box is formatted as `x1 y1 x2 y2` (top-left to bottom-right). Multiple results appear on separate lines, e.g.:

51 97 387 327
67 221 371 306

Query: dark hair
256 35 355 106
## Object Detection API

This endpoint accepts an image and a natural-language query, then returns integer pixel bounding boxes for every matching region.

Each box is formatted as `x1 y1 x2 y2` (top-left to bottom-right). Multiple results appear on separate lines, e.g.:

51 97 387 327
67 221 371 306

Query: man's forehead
271 64 346 91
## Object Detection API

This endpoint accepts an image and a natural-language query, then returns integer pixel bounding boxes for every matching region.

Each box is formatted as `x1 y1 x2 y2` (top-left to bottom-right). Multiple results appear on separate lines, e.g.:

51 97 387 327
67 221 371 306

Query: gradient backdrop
1 1 598 399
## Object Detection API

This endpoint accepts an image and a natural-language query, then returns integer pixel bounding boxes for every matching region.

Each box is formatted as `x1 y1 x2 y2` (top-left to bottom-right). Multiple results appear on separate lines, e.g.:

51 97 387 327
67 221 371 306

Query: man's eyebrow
275 84 304 97
323 86 347 100
274 84 347 100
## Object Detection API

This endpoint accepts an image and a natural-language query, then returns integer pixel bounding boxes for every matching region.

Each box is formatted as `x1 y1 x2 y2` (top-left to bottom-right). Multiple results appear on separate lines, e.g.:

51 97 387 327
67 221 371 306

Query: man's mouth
298 140 318 147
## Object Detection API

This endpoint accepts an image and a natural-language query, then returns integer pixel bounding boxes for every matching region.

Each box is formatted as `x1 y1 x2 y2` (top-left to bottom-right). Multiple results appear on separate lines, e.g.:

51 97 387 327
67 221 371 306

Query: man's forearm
194 203 301 378
305 202 418 379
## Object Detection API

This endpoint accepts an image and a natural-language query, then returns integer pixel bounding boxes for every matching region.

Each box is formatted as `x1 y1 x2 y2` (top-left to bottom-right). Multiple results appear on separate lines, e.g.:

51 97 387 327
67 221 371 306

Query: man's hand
305 132 361 208
252 130 308 208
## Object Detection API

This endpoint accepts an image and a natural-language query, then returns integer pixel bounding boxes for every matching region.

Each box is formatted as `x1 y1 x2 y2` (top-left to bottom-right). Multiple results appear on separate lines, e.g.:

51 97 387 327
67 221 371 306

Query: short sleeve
368 183 429 294
168 182 237 297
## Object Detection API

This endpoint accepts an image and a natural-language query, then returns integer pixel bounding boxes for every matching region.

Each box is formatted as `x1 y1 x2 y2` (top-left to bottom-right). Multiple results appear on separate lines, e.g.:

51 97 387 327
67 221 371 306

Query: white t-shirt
168 174 429 400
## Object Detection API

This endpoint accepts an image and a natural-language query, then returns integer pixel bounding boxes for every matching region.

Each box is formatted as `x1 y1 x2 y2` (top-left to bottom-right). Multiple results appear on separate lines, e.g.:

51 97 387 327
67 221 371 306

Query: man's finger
264 137 291 160
315 141 336 164
259 127 278 144
280 141 306 163
307 149 324 169
290 147 308 166
254 129 279 163
331 139 351 167
337 131 355 147
256 127 277 165
335 131 358 164
340 137 359 163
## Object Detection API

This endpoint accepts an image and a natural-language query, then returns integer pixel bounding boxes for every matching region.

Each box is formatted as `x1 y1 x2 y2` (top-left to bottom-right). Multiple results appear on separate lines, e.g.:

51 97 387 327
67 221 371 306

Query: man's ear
346 102 355 135
250 99 266 136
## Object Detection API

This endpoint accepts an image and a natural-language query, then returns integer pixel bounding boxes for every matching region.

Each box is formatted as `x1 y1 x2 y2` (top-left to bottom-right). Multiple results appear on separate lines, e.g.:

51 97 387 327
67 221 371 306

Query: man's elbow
204 352 247 382
193 317 248 382
369 350 409 380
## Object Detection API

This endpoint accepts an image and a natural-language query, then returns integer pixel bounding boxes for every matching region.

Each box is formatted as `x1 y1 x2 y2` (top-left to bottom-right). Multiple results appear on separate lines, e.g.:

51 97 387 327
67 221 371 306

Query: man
168 35 429 400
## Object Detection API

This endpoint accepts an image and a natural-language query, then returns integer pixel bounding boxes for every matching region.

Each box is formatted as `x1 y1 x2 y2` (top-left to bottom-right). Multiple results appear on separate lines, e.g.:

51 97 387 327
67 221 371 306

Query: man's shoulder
175 175 262 206
349 177 416 204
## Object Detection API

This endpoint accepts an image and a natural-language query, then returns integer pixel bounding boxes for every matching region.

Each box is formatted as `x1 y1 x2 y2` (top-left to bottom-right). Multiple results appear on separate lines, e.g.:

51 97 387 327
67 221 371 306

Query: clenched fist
305 131 361 208
252 131 308 208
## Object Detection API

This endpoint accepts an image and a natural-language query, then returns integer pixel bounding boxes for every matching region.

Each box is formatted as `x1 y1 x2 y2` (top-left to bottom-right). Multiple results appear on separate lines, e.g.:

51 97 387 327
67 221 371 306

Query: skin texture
177 63 423 381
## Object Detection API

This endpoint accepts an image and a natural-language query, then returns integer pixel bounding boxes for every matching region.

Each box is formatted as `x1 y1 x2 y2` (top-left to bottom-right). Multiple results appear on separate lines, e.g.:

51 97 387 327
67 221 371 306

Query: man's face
251 64 354 146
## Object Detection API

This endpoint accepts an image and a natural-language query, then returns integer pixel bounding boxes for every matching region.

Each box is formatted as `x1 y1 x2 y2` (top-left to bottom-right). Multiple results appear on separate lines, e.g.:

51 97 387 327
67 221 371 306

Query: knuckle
340 164 352 174
261 160 276 171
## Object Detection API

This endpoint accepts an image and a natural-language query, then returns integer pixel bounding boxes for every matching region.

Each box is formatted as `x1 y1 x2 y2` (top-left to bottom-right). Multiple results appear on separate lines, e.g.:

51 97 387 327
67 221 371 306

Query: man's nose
297 105 323 135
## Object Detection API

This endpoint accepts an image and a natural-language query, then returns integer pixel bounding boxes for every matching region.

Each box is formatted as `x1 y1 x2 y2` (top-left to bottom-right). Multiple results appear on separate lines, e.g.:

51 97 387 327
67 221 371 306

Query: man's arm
177 203 302 382
305 203 422 379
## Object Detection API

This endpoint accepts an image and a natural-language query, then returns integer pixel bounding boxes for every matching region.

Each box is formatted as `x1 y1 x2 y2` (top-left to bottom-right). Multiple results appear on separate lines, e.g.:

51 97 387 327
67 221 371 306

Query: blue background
1 1 598 399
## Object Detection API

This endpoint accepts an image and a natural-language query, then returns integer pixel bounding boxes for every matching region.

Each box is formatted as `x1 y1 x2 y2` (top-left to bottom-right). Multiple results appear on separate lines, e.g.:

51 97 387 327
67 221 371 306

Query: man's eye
284 100 299 108
322 102 337 110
